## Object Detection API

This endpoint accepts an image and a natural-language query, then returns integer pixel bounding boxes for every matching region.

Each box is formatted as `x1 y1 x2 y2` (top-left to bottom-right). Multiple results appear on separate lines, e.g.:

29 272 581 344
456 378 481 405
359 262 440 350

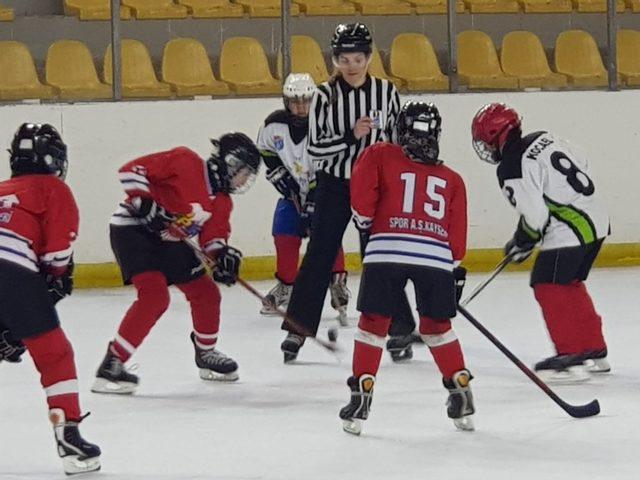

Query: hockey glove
504 237 536 264
0 328 26 363
453 266 467 303
130 197 175 233
45 260 74 305
212 245 243 286
267 166 300 200
299 201 315 238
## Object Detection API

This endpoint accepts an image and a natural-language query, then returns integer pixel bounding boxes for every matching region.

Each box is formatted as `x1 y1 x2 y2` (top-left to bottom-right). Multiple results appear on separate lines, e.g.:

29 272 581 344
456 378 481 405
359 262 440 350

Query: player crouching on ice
257 73 350 324
340 102 474 435
92 133 260 394
0 124 100 474
471 103 610 383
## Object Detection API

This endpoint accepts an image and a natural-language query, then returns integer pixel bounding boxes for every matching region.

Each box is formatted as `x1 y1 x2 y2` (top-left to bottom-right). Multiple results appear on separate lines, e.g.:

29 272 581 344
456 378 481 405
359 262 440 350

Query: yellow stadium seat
162 38 230 97
457 31 518 90
390 33 448 91
277 36 329 84
407 0 465 13
368 45 406 88
293 0 356 15
122 0 188 19
0 41 55 101
64 0 132 20
554 30 607 88
617 30 640 87
501 31 567 89
350 0 413 14
233 0 300 16
518 0 571 11
46 40 112 100
627 0 640 11
177 0 244 17
464 0 519 12
0 4 14 21
220 37 281 95
572 0 625 11
104 39 172 98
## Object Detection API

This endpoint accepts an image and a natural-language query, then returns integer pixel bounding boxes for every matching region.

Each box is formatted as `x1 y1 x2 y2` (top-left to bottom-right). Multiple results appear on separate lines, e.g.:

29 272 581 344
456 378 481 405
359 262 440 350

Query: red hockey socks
23 328 81 421
352 313 391 377
177 275 221 350
419 316 465 379
534 282 606 354
112 271 170 362
274 235 302 284
332 247 346 273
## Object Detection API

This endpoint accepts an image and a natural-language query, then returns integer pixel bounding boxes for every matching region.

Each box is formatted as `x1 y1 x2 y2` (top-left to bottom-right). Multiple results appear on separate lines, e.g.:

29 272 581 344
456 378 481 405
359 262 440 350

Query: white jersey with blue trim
497 131 610 250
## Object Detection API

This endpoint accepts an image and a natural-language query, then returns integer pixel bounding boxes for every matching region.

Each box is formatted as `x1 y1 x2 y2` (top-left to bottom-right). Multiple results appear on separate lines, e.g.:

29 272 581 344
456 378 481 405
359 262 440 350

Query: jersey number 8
550 152 594 196
400 173 447 220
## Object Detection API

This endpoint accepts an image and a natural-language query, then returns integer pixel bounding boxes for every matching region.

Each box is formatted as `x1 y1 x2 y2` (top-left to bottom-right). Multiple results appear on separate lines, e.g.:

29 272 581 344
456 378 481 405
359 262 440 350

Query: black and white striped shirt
308 75 400 180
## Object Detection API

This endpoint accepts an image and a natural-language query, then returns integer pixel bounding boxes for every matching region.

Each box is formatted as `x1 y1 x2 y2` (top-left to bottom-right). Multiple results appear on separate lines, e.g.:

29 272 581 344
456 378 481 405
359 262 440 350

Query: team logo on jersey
273 136 285 151
0 212 12 223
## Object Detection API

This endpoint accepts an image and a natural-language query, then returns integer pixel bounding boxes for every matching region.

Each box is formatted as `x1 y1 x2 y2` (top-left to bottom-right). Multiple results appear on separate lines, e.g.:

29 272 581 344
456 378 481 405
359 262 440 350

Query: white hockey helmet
282 73 316 101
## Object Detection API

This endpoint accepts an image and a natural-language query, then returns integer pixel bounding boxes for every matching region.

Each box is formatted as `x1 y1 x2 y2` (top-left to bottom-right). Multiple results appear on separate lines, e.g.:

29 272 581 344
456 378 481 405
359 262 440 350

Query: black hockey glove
130 197 175 233
453 266 467 304
212 245 242 286
299 200 315 238
266 166 300 200
45 260 74 305
0 328 26 363
504 237 536 264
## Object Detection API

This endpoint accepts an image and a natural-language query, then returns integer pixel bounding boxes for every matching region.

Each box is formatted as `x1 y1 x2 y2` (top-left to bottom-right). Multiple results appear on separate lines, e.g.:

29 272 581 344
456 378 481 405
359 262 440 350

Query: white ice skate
330 272 350 327
50 409 101 476
260 281 292 316
444 370 475 432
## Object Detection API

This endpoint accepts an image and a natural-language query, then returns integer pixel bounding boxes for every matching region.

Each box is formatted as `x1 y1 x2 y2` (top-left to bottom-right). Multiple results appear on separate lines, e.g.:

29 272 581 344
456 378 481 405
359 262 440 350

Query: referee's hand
354 117 374 139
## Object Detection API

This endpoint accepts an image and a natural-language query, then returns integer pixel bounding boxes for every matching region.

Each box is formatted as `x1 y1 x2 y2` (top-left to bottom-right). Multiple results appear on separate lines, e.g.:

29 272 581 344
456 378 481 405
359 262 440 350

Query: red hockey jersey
351 143 467 272
110 147 232 253
0 175 78 274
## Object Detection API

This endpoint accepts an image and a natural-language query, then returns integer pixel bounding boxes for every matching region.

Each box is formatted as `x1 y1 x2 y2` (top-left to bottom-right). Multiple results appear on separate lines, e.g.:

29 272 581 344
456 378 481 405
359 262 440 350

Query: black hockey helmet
207 132 261 194
331 23 372 57
9 123 68 179
396 101 442 165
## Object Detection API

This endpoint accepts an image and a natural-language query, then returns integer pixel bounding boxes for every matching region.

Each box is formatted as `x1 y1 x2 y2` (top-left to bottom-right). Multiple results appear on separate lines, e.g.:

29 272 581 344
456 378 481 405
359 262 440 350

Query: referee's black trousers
283 172 416 337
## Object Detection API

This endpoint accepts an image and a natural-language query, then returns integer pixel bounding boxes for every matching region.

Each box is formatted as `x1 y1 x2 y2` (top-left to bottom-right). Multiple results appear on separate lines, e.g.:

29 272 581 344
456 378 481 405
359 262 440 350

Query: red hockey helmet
471 103 521 165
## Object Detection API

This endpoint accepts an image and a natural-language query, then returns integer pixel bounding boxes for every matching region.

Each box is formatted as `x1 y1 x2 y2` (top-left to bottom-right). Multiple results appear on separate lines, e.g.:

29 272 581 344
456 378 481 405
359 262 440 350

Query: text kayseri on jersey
389 216 448 237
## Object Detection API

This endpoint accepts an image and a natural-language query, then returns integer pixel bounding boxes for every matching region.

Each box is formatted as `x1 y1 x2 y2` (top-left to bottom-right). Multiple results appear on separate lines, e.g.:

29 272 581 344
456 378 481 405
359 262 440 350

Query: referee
281 23 416 362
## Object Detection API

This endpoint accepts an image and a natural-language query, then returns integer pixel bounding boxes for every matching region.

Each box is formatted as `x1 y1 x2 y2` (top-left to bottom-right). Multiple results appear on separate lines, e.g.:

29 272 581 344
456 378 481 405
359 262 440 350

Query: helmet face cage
331 22 372 56
472 139 499 165
224 151 258 195
471 103 521 165
10 123 68 179
210 133 261 195
396 102 442 164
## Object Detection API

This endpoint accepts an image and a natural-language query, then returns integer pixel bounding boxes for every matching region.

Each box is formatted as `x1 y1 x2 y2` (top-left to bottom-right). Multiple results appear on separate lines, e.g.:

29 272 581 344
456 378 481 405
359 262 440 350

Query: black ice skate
534 354 590 384
281 333 305 363
339 374 375 436
443 369 475 431
91 343 139 395
49 408 101 475
190 332 239 382
260 281 293 316
386 333 422 362
329 272 350 326
578 348 611 374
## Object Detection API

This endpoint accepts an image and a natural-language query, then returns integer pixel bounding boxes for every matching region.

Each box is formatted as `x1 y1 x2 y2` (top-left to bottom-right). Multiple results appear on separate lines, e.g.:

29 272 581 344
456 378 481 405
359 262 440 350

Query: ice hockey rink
1 267 638 480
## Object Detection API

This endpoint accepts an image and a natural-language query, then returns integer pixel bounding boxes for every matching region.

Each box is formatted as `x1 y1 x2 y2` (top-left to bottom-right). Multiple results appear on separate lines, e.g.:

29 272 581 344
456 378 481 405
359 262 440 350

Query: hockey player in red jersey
0 124 101 474
92 133 261 394
340 102 474 435
472 103 610 382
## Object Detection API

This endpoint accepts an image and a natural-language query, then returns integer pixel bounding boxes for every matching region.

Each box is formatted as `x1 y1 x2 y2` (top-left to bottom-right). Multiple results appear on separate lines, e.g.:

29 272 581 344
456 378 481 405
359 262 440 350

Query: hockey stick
459 254 513 308
456 304 600 418
182 237 340 354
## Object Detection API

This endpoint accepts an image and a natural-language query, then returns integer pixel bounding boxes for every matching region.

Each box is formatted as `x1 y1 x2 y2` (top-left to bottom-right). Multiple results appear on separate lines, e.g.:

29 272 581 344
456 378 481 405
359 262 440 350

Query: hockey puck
328 327 338 342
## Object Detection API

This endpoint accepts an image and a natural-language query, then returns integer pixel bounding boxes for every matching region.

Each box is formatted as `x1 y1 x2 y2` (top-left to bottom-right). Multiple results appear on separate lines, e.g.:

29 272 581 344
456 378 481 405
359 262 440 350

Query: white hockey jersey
497 131 610 250
256 110 314 201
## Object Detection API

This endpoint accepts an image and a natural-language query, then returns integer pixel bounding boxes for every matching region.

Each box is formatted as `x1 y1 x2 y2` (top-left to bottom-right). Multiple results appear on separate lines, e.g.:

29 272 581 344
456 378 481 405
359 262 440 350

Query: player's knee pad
419 317 457 348
132 271 170 316
357 313 391 341
179 275 220 306
23 327 75 374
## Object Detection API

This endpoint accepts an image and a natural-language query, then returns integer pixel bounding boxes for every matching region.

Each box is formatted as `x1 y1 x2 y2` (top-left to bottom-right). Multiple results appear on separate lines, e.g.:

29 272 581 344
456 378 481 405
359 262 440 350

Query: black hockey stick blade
457 305 600 419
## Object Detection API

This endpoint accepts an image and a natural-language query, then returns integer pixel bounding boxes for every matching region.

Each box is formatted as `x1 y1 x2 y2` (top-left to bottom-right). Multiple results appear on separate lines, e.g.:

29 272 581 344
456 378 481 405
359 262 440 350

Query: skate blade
199 368 239 382
453 416 475 432
536 365 590 384
62 455 101 475
342 419 362 436
259 308 281 316
91 377 137 395
336 308 349 327
585 358 611 373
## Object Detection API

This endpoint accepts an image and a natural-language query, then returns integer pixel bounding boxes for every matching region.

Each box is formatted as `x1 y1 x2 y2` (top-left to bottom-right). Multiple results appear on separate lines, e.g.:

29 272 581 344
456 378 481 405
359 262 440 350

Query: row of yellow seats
0 3 14 21
61 0 640 20
457 29 640 89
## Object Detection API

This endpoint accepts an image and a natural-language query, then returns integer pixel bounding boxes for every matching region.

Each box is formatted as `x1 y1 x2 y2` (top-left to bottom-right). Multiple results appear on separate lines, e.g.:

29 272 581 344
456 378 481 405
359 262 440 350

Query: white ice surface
1 268 639 480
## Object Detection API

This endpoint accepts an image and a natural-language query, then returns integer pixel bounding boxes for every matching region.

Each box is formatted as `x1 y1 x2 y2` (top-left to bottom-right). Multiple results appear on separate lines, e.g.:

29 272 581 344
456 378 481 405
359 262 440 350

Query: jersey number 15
400 173 446 220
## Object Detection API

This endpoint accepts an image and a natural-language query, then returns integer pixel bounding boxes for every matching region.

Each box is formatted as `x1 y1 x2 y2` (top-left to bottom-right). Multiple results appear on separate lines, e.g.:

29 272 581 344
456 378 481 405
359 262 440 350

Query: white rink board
0 90 638 263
